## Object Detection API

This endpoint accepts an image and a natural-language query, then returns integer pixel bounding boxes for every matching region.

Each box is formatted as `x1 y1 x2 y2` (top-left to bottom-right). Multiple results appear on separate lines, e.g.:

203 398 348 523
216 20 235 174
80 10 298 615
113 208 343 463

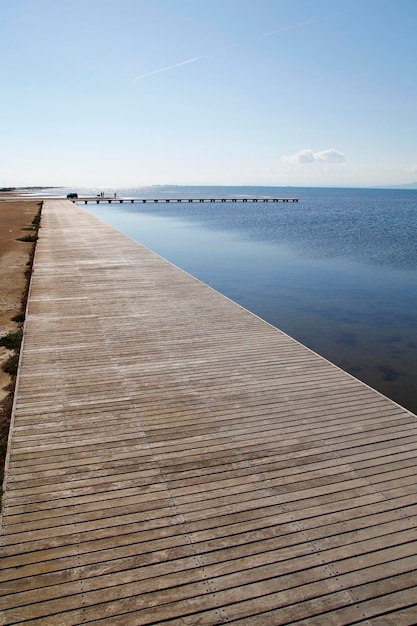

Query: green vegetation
16 203 42 242
16 233 38 242
0 330 23 376
31 208 42 228
11 313 25 324
2 353 19 376
0 329 23 352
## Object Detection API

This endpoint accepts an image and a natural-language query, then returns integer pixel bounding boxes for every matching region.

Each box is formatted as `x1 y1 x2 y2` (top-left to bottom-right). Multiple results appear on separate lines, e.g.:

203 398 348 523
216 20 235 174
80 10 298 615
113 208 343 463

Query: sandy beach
0 197 41 477
0 200 39 326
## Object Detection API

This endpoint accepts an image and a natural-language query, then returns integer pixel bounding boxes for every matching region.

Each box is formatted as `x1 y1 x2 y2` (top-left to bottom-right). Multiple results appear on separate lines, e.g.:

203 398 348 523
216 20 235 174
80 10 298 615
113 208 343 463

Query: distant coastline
382 181 417 190
0 186 61 194
3 183 417 196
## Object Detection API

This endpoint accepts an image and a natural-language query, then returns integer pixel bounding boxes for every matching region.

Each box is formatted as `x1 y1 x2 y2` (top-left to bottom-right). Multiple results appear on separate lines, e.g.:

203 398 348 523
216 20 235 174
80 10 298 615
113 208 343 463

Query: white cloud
315 149 347 163
281 148 347 165
284 148 316 163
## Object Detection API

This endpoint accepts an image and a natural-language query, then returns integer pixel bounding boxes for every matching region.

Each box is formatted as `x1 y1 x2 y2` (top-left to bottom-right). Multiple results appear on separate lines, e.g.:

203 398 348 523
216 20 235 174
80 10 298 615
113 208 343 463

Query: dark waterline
70 186 417 414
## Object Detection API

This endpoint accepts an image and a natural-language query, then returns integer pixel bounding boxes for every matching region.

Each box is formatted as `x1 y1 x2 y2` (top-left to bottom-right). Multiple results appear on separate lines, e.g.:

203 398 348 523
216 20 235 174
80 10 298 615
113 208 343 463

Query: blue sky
1 0 417 188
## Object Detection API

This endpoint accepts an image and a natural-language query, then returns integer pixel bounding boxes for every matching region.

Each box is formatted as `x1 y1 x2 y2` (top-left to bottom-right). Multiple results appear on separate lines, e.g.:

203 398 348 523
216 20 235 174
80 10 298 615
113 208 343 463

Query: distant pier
72 196 299 205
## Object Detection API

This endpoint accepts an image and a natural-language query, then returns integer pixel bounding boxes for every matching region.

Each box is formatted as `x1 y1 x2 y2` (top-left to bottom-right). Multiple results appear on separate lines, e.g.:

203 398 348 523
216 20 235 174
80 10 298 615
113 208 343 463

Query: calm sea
62 185 417 413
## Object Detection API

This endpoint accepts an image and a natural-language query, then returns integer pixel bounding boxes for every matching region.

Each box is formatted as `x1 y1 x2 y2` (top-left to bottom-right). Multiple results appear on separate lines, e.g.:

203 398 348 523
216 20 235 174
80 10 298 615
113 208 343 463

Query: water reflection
86 200 417 413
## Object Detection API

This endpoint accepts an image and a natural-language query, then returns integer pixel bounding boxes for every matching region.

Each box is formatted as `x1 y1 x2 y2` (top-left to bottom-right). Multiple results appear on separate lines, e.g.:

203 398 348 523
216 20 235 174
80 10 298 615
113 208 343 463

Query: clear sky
1 0 417 188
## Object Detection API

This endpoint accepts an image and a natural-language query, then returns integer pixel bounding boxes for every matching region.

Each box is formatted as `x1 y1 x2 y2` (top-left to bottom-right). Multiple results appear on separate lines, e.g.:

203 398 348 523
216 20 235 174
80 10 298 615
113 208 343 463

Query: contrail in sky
132 12 343 83
133 56 208 82
132 45 233 82
261 15 335 37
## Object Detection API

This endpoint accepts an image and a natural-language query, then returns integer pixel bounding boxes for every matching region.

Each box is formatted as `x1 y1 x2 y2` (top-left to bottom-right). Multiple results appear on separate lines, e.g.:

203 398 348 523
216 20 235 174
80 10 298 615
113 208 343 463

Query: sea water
64 185 417 413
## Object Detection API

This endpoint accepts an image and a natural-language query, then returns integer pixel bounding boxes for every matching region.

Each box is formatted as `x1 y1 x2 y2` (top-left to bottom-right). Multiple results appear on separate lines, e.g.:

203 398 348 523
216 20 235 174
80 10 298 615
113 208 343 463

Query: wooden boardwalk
74 197 299 204
1 199 417 625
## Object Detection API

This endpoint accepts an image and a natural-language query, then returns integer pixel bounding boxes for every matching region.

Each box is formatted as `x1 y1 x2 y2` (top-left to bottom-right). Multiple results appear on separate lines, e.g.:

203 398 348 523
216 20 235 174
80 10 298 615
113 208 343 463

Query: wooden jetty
1 198 417 625
73 196 299 204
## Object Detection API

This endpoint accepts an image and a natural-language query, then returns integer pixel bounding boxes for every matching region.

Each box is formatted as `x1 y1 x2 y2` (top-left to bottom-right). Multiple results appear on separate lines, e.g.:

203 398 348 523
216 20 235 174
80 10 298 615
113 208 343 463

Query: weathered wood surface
1 199 416 625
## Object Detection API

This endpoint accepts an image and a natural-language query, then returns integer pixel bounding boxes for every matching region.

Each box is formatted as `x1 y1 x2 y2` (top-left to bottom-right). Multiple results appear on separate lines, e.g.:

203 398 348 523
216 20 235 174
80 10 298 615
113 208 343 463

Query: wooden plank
1 198 417 625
